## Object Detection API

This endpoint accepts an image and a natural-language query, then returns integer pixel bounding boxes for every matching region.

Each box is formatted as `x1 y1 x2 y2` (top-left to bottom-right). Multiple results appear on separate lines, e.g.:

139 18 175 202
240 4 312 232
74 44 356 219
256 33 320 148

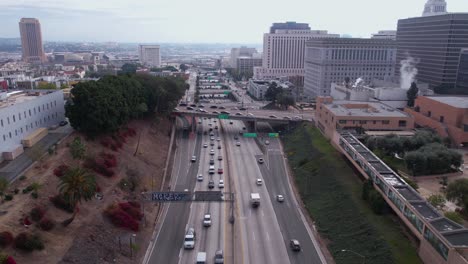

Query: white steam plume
400 56 419 90
352 77 364 88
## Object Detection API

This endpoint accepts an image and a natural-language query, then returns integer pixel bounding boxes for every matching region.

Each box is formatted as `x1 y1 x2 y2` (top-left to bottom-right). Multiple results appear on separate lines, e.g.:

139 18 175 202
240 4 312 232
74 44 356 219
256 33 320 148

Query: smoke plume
400 56 419 90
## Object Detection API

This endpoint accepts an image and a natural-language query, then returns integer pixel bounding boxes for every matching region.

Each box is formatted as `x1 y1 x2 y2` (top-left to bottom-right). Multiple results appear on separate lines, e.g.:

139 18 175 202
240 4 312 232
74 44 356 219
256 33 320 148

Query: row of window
339 137 449 260
0 100 58 128
2 113 59 142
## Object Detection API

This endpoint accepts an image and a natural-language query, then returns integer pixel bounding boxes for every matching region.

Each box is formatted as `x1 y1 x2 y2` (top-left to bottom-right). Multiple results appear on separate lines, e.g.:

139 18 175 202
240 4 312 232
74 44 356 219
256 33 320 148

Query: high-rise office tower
138 45 161 67
19 18 46 64
230 46 258 68
396 13 468 90
253 22 339 81
422 0 447 16
456 49 468 91
304 38 396 99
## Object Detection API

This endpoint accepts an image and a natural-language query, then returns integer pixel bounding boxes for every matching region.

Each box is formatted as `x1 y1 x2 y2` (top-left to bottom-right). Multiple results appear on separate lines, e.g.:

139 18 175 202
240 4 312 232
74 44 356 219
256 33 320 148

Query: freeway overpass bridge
199 89 231 94
173 109 311 132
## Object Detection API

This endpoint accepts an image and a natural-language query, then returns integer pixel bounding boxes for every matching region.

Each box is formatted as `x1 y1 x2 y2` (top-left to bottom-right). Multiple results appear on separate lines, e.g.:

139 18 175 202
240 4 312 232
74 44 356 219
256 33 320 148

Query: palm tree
58 167 96 226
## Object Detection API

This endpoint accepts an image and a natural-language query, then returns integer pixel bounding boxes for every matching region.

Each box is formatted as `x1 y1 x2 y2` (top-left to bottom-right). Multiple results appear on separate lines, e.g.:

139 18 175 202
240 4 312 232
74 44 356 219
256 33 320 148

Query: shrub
19 175 27 181
22 185 33 194
4 195 13 201
53 165 69 177
50 195 74 213
119 202 143 220
104 203 140 231
22 217 32 226
30 206 45 222
13 189 19 194
0 231 14 247
445 211 464 224
39 218 55 231
14 233 44 252
4 256 16 264
31 192 38 199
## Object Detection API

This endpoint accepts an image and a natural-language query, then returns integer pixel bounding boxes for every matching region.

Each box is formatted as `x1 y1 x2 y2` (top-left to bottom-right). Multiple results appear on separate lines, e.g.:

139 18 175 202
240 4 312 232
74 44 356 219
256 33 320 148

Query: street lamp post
341 249 365 264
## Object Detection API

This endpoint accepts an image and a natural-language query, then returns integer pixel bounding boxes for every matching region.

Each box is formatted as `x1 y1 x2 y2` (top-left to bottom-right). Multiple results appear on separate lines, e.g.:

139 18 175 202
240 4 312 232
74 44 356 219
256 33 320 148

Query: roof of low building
425 96 468 109
323 100 409 118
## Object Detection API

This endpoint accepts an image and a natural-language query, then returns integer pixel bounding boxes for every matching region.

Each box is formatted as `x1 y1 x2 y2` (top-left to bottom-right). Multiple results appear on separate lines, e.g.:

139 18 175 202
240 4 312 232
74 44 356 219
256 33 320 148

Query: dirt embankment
0 117 173 264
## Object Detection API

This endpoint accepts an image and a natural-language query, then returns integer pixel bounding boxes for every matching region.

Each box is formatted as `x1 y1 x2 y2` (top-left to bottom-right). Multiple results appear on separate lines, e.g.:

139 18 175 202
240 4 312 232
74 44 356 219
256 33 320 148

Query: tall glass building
395 13 468 90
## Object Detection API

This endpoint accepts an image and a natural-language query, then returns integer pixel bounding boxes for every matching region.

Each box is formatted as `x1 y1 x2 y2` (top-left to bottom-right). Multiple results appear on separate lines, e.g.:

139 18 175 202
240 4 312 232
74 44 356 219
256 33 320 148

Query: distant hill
0 38 21 45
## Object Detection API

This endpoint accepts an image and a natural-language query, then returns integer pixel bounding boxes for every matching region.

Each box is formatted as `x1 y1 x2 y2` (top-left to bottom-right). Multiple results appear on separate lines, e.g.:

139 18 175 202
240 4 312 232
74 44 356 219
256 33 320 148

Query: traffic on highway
144 72 324 264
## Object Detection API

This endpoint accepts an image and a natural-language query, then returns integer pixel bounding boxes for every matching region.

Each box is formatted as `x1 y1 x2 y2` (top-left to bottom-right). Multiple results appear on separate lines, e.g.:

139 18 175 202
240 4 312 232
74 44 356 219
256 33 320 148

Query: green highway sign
218 114 229 119
268 133 279 138
243 133 257 138
223 91 231 95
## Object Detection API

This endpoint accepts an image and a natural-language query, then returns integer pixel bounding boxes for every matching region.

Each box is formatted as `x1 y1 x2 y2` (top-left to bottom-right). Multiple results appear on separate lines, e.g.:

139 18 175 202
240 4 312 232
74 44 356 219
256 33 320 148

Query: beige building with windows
19 18 46 64
316 96 414 137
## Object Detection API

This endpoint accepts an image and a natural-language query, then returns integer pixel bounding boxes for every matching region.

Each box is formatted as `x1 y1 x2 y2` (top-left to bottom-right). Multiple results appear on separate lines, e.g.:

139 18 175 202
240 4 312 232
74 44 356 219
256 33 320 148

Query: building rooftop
426 96 468 109
430 218 463 232
0 90 57 109
324 100 409 118
396 187 423 201
410 201 441 220
443 230 468 247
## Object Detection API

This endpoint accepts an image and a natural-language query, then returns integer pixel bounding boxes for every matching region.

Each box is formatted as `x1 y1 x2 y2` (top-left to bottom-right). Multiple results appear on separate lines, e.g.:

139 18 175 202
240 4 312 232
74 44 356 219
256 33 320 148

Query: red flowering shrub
118 202 143 220
127 127 137 137
39 218 55 231
85 157 115 177
22 217 32 226
104 204 139 231
53 165 69 177
100 153 117 168
0 231 14 247
96 185 102 193
30 206 45 222
100 138 113 148
5 256 16 264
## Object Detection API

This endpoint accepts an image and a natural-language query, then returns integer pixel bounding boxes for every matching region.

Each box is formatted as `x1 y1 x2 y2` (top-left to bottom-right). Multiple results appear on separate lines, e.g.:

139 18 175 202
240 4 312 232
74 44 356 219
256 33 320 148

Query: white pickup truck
183 227 196 249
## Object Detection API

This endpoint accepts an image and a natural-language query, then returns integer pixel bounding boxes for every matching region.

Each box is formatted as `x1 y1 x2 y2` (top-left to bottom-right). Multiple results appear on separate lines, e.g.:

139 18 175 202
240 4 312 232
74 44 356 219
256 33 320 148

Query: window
7 117 10 124
18 113 21 120
373 121 377 124
439 116 444 123
382 120 390 125
359 120 366 124
9 132 11 138
2 135 5 141
339 120 346 124
29 109 32 116
0 119 2 127
399 120 407 127
464 124 468 132
427 111 431 117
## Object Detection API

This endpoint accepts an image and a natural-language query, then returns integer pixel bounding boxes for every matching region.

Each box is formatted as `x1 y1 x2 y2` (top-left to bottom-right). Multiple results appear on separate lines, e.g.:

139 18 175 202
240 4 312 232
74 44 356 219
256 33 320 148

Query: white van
183 227 196 249
196 252 207 264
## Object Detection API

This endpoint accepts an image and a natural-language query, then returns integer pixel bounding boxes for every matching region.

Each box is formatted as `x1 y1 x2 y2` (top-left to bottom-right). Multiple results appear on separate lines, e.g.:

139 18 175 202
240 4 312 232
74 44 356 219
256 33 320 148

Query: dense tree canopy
446 179 468 212
406 82 418 107
66 74 185 137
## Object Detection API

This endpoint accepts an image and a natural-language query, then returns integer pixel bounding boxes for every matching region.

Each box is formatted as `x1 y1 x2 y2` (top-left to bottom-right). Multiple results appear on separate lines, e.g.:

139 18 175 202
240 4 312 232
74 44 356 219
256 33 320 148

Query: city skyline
0 0 466 43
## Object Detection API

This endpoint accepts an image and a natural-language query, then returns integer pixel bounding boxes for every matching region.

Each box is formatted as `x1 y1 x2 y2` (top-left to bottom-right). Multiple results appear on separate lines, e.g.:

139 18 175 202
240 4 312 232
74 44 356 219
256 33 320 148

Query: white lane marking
252 232 256 241
266 232 270 241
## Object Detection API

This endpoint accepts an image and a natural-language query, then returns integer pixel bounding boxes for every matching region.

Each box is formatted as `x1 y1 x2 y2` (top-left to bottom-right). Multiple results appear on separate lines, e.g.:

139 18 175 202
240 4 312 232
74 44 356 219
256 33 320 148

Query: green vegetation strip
283 125 422 264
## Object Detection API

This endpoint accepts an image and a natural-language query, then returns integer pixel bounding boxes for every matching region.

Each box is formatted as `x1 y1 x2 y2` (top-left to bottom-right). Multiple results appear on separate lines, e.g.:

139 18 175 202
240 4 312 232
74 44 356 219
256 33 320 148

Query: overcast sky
0 0 466 43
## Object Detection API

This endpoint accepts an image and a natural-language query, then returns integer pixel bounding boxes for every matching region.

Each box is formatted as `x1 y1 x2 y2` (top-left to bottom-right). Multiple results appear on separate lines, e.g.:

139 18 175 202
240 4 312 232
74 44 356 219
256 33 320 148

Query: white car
265 140 270 145
203 144 208 148
236 142 241 146
183 227 196 249
203 214 212 227
197 174 203 181
210 149 215 155
217 137 221 141
191 156 197 162
276 195 285 202
256 178 263 186
218 179 224 188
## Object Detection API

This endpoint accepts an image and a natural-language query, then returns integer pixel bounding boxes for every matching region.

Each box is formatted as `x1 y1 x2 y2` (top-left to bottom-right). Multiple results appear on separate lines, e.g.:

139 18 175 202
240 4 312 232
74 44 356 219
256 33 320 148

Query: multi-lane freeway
143 114 326 263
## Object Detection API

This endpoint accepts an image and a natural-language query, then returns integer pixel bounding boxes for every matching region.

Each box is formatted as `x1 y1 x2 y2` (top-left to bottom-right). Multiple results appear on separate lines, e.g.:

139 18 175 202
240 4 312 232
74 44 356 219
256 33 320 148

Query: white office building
254 22 339 81
138 45 161 67
304 38 396 100
230 47 258 68
0 90 65 159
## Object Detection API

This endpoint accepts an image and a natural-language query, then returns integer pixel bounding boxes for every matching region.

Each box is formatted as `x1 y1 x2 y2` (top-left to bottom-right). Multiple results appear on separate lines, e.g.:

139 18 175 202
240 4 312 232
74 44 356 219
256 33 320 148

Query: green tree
369 189 386 214
121 63 138 74
69 137 86 160
37 82 57 90
406 82 418 107
446 179 468 212
264 82 281 103
179 64 188 71
276 93 295 109
428 194 446 209
58 167 97 226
